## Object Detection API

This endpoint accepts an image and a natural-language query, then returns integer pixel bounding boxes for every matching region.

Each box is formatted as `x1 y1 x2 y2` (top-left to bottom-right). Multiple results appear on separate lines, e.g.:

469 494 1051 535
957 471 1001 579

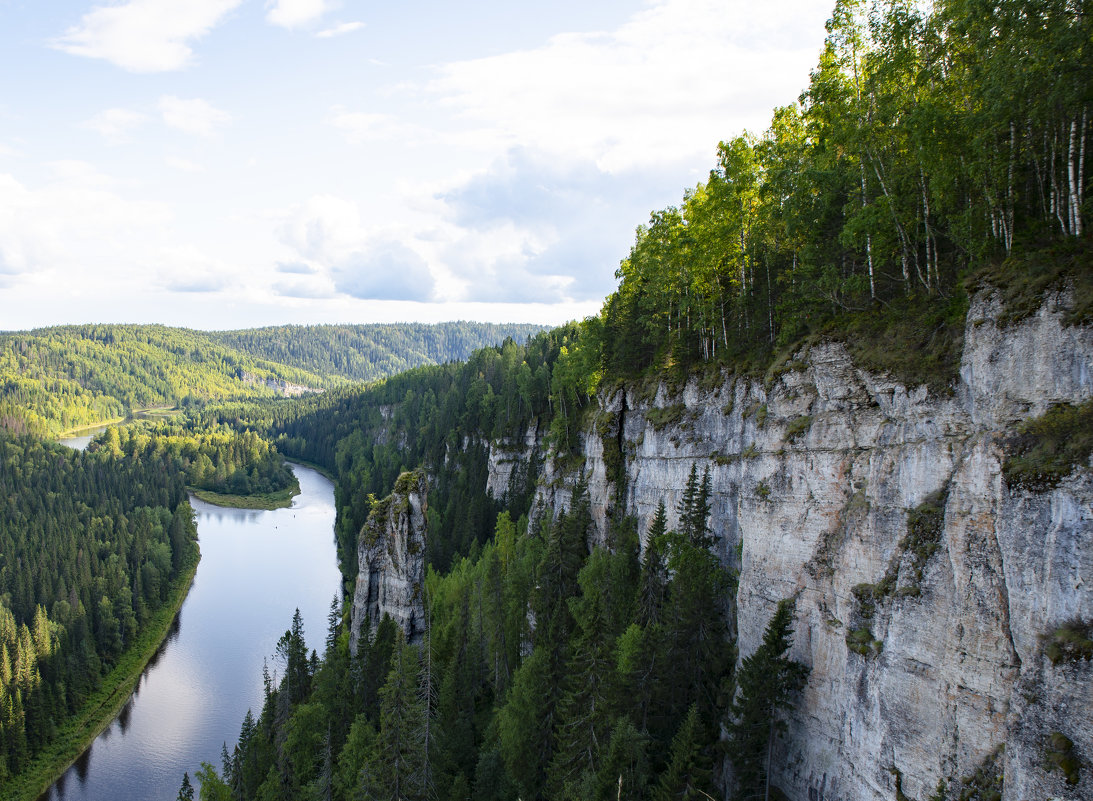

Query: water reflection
38 464 340 801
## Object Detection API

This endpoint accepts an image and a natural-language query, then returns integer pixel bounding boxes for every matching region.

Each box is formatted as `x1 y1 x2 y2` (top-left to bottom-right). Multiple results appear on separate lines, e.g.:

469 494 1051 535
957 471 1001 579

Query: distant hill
209 322 547 384
0 321 547 437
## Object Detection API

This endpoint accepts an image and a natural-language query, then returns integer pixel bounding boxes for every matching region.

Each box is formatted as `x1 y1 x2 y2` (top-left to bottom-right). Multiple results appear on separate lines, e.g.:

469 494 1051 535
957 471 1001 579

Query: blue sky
0 0 833 330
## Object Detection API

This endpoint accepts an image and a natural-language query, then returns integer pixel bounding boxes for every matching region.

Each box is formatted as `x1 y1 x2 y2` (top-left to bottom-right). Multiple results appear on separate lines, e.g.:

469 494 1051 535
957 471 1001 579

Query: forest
179 0 1091 798
2 0 1090 798
208 323 546 386
88 423 299 503
0 436 199 784
0 322 544 439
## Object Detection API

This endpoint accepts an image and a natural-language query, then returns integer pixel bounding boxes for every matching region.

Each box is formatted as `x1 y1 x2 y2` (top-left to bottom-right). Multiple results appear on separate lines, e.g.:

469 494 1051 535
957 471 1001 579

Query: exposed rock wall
508 289 1093 800
349 470 427 651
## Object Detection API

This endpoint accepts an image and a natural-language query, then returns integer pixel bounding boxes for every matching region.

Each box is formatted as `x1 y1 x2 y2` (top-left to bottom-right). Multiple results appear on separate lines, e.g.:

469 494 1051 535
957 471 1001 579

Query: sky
0 0 834 331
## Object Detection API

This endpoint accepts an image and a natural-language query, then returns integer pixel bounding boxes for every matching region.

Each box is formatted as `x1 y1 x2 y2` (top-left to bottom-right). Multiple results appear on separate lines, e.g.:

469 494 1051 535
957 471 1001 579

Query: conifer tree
653 705 711 801
727 599 809 800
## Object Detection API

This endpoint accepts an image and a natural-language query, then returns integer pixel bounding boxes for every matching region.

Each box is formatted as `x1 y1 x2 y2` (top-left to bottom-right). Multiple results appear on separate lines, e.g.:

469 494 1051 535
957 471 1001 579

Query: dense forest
187 478 807 801
181 0 1092 799
3 0 1090 798
0 436 199 783
209 323 546 386
88 423 298 501
0 322 544 438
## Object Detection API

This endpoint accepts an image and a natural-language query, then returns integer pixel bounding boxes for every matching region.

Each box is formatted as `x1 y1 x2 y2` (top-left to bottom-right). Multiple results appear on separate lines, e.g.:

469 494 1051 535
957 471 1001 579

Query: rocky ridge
349 469 428 651
496 289 1093 801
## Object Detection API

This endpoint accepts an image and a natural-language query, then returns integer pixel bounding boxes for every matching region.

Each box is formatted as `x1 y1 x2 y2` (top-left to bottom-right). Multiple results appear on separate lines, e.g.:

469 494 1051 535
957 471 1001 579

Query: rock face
501 289 1093 800
349 470 427 651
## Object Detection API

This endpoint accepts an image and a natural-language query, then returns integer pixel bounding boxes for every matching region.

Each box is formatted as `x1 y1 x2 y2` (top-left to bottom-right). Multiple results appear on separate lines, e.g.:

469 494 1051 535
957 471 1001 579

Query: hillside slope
0 322 544 437
209 322 546 384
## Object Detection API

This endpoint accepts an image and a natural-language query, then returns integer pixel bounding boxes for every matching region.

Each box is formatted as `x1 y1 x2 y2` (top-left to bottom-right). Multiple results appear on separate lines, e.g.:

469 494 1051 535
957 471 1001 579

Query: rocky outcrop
506 288 1093 801
349 470 427 651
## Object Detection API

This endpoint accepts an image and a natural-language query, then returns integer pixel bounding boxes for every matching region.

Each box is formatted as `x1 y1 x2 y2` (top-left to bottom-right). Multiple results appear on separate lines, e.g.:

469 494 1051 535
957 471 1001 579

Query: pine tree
365 635 427 801
177 771 195 801
727 599 809 801
653 705 711 801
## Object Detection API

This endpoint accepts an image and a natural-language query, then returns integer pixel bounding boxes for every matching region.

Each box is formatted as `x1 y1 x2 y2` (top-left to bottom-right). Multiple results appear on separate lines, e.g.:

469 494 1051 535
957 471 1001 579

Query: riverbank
55 407 181 440
3 547 201 801
190 481 299 510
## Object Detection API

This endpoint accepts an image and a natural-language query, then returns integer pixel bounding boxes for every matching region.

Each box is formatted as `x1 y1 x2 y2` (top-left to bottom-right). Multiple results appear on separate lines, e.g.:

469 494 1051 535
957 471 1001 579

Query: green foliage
727 599 809 799
0 323 546 438
588 0 1090 390
0 325 326 438
646 404 687 432
210 322 545 384
0 434 197 783
1044 732 1081 786
1044 619 1093 666
784 415 812 442
1004 400 1093 490
971 240 1093 328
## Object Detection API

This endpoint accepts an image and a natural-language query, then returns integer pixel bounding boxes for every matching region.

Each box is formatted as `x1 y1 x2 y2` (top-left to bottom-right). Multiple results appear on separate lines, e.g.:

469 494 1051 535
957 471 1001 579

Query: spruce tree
727 599 809 800
653 704 711 801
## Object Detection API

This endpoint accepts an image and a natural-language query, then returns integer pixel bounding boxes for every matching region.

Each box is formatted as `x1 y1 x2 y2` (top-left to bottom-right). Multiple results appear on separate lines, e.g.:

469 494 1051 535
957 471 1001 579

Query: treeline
209 322 546 385
0 322 544 439
189 475 807 801
201 327 582 575
0 436 198 781
585 0 1091 384
88 424 297 499
0 325 327 438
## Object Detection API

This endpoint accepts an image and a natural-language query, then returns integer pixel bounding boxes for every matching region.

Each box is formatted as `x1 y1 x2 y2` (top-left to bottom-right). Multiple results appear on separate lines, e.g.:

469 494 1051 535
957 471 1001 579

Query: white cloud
428 0 831 172
54 0 244 73
82 108 148 143
277 195 365 262
274 196 437 302
266 0 334 30
166 156 205 173
0 166 171 286
327 108 428 145
159 96 232 137
316 21 364 38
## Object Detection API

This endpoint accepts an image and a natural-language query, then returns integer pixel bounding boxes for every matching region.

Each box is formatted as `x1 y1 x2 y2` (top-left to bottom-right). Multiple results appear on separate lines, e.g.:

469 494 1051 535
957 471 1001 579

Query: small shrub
755 404 768 427
756 481 771 500
846 627 882 657
785 414 812 442
1004 400 1093 490
1044 618 1093 665
1044 731 1081 785
646 403 687 431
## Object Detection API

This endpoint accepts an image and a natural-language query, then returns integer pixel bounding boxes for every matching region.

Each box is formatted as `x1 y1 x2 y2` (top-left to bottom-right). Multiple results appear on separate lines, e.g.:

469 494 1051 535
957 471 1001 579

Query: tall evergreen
727 599 810 800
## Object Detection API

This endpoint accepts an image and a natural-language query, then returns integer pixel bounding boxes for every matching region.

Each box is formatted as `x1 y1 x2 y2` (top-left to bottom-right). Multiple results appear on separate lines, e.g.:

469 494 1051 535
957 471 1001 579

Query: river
39 456 342 801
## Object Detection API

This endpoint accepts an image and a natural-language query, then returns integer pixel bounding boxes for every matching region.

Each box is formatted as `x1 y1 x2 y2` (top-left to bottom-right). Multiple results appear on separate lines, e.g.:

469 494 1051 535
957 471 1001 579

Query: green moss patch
833 289 969 394
971 239 1093 328
1044 618 1093 665
1044 731 1081 786
645 403 686 431
1004 400 1093 491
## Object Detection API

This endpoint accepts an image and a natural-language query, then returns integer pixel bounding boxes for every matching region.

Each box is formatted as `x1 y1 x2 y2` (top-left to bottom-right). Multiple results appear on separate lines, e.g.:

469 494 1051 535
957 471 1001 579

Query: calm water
39 460 341 801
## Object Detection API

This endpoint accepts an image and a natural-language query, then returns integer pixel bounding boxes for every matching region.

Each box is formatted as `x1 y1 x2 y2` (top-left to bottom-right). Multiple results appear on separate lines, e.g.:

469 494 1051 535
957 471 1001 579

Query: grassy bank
2 547 201 801
190 476 301 510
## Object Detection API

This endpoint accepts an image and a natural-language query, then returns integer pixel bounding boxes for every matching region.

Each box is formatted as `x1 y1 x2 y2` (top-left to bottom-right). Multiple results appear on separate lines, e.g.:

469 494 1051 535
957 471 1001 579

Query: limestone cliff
493 289 1092 800
349 470 427 651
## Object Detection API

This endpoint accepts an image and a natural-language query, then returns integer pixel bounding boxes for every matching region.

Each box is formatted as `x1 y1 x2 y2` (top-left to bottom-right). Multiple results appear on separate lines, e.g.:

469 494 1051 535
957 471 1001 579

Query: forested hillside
0 437 199 788
187 1 1092 799
0 322 544 438
0 325 326 438
209 322 546 385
